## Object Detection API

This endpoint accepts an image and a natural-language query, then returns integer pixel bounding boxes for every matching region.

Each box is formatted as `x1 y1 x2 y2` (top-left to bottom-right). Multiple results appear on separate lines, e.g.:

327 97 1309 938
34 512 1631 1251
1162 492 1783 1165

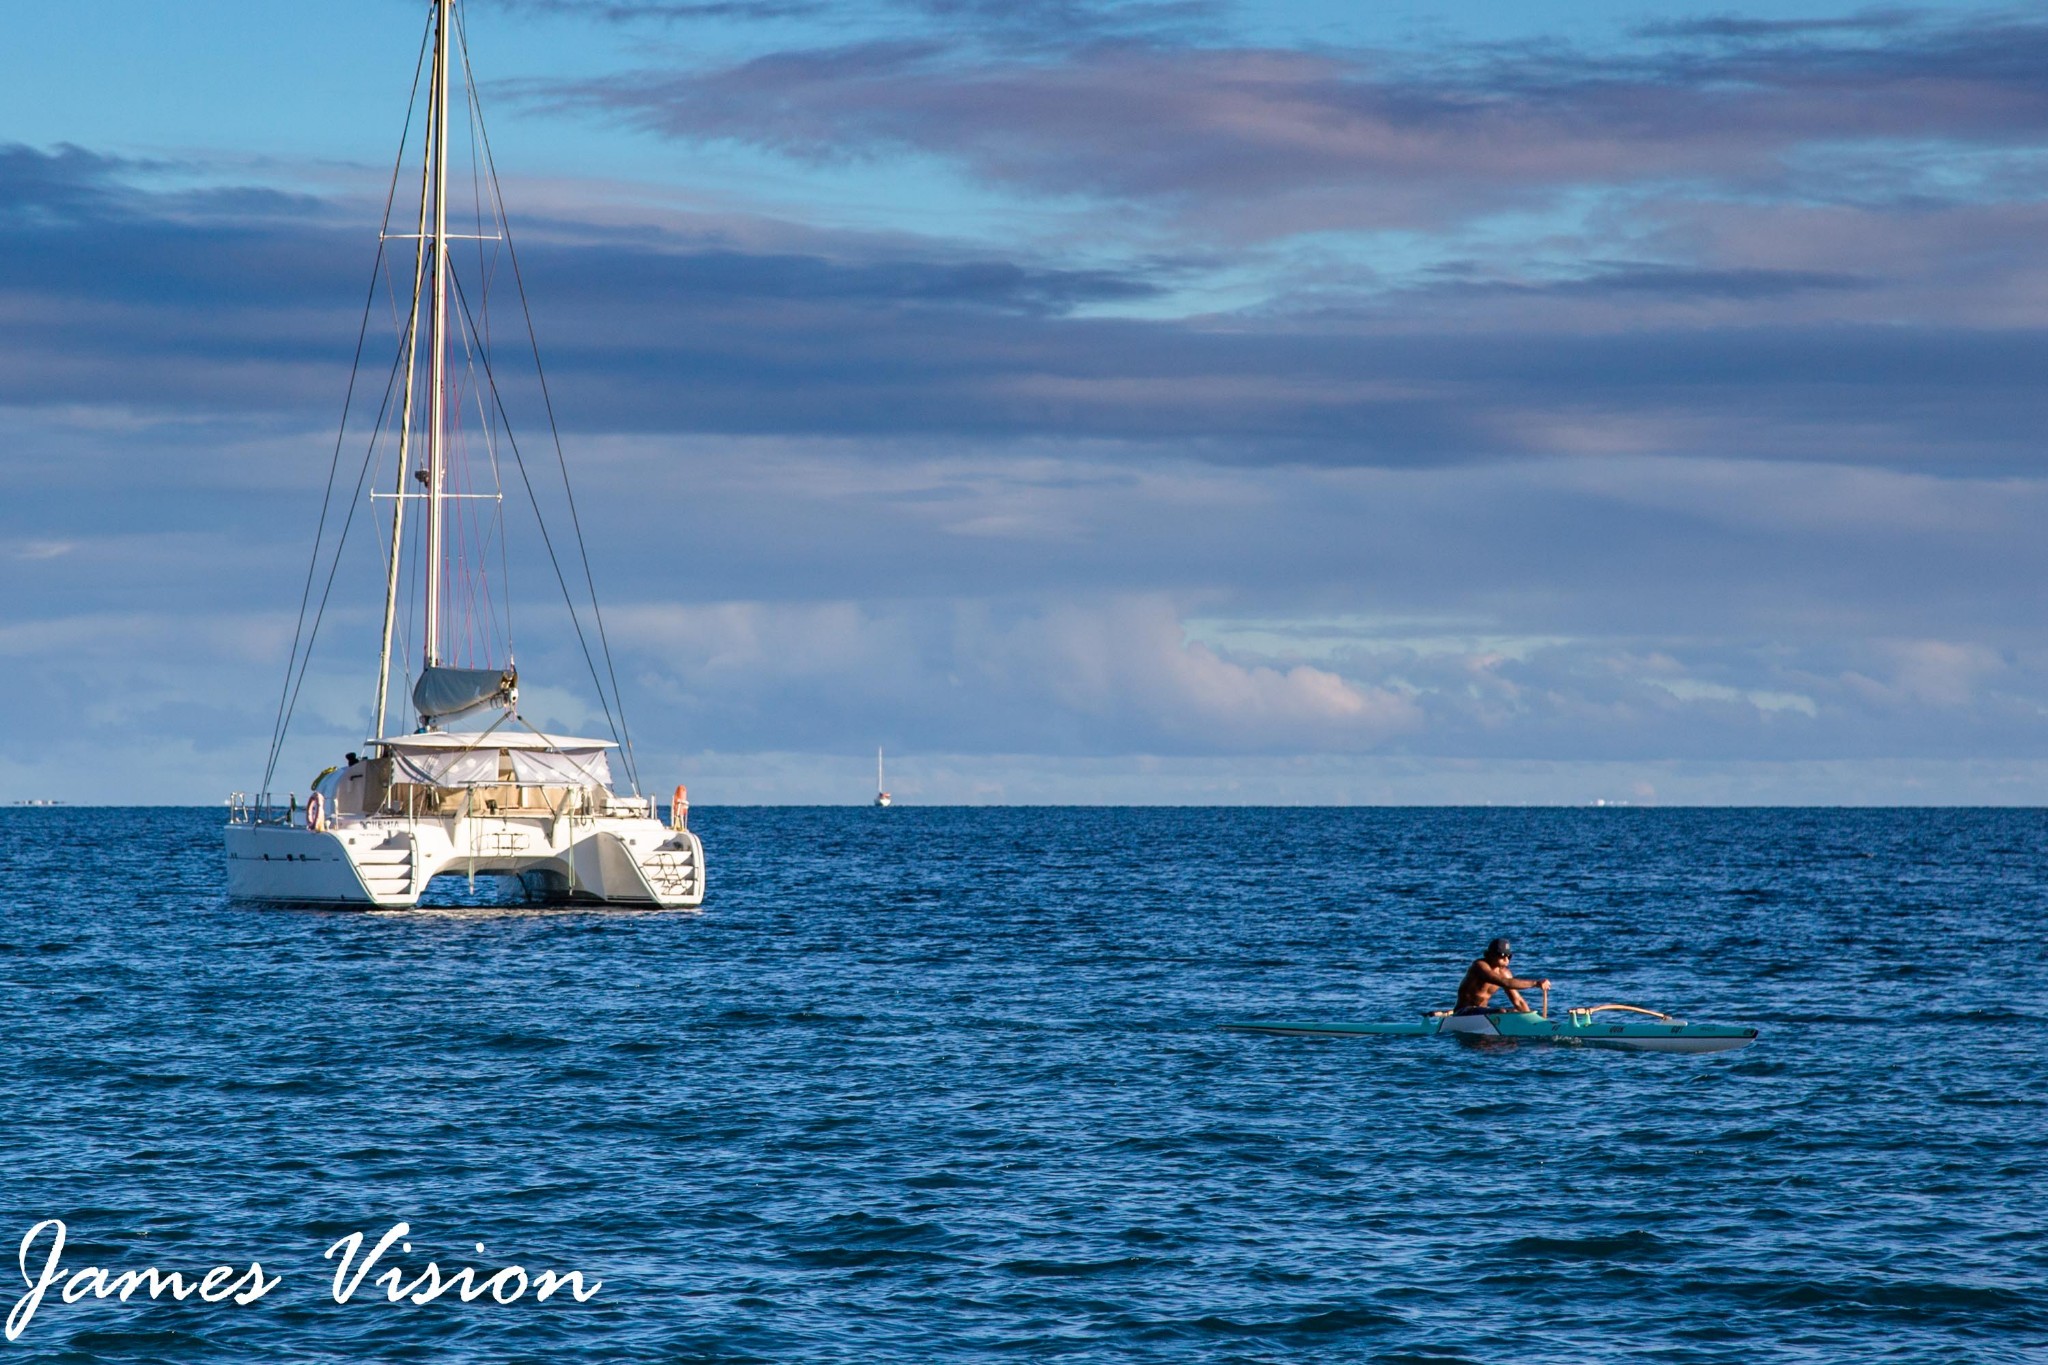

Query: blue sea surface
0 806 2041 1363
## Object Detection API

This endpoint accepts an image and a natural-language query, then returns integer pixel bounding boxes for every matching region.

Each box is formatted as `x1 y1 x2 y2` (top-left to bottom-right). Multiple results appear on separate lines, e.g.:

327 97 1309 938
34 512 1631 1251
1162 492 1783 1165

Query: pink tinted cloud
529 15 2048 235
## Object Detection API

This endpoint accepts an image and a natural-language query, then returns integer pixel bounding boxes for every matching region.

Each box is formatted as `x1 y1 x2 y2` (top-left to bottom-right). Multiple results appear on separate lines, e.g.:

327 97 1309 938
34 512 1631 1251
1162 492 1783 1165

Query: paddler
1455 938 1550 1013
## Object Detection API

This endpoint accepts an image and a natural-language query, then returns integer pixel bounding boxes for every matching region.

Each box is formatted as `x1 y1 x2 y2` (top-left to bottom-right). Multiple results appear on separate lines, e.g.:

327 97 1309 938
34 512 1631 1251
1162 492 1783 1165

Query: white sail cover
413 665 517 722
392 746 500 787
505 748 613 788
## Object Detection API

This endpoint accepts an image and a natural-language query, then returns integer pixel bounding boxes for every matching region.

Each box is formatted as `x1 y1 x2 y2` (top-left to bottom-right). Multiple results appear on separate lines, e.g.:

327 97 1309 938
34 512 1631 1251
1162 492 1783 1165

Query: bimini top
375 731 616 752
373 728 617 789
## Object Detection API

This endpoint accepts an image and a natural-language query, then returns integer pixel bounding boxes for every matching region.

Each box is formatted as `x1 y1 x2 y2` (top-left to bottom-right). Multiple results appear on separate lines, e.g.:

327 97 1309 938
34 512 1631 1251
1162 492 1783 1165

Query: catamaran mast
372 9 441 739
423 0 453 670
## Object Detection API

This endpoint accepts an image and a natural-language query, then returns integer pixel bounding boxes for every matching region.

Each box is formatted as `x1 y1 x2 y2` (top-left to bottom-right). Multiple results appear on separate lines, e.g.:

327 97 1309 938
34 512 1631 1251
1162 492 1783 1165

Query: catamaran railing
229 787 653 827
228 793 297 827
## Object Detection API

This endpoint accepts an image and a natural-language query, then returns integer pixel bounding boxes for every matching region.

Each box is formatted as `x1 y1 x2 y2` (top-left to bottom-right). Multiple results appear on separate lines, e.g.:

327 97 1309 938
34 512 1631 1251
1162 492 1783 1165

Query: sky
3 0 2047 805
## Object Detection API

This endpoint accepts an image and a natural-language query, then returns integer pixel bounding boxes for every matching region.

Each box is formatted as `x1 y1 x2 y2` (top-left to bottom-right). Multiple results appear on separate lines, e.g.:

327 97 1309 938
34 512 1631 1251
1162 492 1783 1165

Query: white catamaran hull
225 814 703 909
227 1 709 914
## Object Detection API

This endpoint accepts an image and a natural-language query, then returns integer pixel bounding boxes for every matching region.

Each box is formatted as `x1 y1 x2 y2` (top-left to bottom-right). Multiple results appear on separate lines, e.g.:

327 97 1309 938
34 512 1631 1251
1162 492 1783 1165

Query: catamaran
225 0 703 909
874 746 891 807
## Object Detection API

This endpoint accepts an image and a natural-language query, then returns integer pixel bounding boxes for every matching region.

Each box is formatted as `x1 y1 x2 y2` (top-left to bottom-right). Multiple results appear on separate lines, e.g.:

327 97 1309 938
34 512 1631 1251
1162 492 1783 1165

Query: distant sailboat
874 747 892 807
223 0 703 909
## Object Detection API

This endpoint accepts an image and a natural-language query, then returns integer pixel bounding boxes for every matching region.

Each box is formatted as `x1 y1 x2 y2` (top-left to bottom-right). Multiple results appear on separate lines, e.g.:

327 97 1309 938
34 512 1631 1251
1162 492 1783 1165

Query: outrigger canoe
1224 1003 1757 1054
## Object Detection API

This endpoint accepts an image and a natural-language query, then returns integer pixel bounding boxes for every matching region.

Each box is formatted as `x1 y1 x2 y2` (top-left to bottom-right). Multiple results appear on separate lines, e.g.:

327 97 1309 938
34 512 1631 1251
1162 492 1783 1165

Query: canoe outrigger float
1225 996 1758 1055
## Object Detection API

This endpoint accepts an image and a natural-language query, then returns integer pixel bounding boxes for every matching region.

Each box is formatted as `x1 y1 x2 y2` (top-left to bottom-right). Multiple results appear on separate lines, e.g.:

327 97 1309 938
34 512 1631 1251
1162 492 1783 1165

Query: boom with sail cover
412 665 518 724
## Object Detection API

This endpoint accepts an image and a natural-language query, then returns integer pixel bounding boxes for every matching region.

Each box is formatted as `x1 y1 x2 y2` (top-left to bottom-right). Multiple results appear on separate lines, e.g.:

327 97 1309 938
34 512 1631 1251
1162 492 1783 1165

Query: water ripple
0 806 2039 1363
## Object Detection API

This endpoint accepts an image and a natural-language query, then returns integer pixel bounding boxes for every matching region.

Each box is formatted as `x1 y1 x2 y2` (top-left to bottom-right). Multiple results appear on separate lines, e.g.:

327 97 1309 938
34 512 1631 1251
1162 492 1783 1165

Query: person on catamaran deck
1455 938 1551 1014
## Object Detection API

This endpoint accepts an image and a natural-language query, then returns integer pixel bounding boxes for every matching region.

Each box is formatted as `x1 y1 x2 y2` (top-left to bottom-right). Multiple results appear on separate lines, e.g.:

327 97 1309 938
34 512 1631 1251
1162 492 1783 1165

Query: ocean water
0 805 2041 1363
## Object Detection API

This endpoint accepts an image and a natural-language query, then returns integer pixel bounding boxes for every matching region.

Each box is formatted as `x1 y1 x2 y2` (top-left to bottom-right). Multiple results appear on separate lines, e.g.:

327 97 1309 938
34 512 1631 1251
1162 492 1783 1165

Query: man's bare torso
1457 958 1506 1010
1456 948 1545 1012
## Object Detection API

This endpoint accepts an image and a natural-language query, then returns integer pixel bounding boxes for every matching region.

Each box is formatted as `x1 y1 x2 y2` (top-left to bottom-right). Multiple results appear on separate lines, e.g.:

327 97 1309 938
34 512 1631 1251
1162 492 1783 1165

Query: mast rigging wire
447 268 632 782
262 18 433 795
270 344 414 791
462 25 644 796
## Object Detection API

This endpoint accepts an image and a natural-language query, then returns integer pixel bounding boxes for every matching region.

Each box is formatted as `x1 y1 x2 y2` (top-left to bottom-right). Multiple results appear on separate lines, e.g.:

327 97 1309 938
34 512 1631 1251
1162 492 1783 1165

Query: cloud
5 8 2048 804
6 424 2048 800
1847 639 2008 708
522 12 2048 236
5 134 2048 478
1452 262 1871 302
489 0 1217 45
508 592 2048 767
494 0 827 20
0 142 139 220
610 594 1418 754
1634 10 1925 41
